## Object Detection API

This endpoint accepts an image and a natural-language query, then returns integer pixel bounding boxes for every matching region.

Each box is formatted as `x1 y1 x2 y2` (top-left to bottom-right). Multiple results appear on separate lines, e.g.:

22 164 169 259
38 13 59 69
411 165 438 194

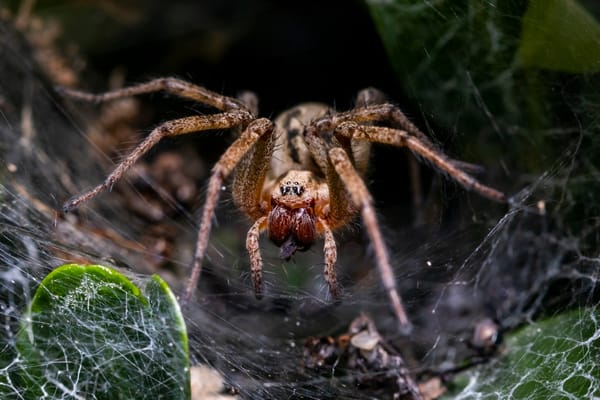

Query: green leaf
445 308 600 399
518 0 600 72
16 264 190 399
145 274 191 398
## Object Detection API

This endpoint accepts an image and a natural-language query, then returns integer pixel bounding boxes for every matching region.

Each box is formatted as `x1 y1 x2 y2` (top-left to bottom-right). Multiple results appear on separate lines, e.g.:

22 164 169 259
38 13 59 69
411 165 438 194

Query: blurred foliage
366 0 600 248
518 0 600 72
11 264 190 399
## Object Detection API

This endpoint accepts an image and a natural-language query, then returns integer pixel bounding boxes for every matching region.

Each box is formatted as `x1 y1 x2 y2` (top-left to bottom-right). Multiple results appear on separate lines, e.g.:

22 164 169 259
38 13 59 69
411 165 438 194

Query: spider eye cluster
280 181 305 196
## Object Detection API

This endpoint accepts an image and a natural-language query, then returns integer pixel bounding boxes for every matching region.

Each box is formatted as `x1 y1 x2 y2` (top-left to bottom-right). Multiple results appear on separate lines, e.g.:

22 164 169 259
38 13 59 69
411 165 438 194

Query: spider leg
304 121 356 229
333 103 438 149
184 118 274 302
58 77 249 112
303 118 359 301
231 118 275 220
226 114 275 298
246 216 268 298
321 221 340 299
335 123 506 202
328 147 411 331
63 111 254 212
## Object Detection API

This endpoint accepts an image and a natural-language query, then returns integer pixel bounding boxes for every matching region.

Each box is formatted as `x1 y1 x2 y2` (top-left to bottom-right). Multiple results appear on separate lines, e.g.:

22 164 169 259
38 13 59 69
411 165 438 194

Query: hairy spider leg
300 118 357 301
333 103 440 153
353 93 424 221
63 111 254 212
61 78 257 211
184 118 275 302
334 122 506 202
58 77 248 112
229 113 277 298
328 147 411 331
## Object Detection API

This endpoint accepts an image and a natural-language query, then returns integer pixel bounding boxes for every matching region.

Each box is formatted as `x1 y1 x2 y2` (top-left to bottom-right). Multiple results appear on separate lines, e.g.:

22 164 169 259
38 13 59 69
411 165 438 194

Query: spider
60 78 505 331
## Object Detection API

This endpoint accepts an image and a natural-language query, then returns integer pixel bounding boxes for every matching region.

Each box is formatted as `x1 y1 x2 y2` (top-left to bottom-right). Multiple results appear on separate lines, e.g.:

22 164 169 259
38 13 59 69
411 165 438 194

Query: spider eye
280 183 304 196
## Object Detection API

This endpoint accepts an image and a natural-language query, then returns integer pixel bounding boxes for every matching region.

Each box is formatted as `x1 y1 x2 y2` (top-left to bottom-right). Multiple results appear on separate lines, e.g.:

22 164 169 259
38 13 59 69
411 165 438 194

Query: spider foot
62 183 108 213
62 197 79 213
329 288 341 305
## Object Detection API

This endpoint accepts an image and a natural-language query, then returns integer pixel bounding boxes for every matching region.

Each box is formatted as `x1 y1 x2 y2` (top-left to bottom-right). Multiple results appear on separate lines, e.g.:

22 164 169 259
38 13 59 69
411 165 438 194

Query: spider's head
267 171 320 260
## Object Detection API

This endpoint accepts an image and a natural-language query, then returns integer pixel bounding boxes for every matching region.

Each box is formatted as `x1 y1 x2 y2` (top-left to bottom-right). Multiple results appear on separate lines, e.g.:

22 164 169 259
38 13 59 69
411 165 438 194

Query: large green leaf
15 264 190 399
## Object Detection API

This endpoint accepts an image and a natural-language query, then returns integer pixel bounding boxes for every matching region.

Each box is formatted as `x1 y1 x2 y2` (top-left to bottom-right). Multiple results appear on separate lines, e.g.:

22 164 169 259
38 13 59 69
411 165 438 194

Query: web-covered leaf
11 264 189 399
447 307 600 399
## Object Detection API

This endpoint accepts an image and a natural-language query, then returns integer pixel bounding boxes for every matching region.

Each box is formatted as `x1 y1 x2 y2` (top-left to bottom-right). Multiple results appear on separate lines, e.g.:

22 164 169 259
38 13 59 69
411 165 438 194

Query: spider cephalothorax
60 78 505 331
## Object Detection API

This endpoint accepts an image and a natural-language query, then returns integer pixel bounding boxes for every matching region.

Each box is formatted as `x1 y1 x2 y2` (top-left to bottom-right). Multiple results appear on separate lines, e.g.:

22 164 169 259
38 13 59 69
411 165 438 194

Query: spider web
1 2 599 399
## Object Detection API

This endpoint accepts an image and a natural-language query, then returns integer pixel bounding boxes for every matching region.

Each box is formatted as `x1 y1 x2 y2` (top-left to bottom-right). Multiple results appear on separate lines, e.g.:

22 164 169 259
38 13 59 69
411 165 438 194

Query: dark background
61 0 402 111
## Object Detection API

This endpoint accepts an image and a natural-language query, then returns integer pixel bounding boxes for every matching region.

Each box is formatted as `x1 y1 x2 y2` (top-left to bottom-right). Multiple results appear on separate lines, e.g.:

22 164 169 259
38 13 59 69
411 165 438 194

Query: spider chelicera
60 78 505 331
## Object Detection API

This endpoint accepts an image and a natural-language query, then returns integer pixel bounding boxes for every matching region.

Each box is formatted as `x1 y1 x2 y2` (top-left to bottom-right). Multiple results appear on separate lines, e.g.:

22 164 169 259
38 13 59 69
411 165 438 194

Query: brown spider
60 78 505 331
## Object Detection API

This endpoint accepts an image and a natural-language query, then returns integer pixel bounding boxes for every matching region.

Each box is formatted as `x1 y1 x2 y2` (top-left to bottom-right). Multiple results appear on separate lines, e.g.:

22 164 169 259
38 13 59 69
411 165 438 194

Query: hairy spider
60 78 505 331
